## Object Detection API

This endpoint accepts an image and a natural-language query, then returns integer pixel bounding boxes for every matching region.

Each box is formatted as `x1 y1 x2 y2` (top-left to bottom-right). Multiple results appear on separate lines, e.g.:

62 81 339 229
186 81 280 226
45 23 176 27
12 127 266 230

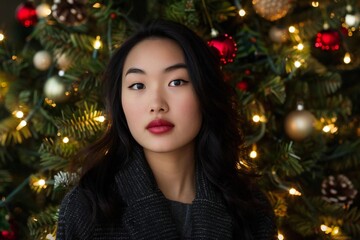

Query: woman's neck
144 144 196 204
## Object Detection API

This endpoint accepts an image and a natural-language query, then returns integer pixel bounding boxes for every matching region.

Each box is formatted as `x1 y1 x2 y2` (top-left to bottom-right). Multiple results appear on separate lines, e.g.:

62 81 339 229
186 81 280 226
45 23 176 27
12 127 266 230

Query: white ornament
345 13 360 27
33 50 52 71
44 76 67 102
36 3 52 18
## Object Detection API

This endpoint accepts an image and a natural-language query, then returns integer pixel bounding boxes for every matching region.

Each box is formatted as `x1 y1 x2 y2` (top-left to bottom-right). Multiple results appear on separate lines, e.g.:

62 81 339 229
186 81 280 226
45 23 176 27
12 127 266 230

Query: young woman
56 19 276 239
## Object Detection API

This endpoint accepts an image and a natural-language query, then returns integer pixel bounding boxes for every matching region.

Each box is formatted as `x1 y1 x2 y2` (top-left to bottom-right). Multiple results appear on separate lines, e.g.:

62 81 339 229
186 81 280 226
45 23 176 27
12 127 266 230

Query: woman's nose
149 89 169 113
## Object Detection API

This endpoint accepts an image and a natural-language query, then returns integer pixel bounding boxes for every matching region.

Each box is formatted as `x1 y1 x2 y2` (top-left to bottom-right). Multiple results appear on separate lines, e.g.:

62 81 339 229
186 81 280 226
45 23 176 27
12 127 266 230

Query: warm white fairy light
252 115 261 123
14 111 24 118
46 234 55 240
297 43 304 51
238 8 246 17
16 120 27 130
312 1 319 7
93 36 102 49
288 26 296 33
289 187 301 196
249 150 257 158
93 3 102 8
62 137 70 143
33 179 47 188
0 33 4 41
294 60 302 68
343 52 351 64
278 233 284 240
94 116 105 122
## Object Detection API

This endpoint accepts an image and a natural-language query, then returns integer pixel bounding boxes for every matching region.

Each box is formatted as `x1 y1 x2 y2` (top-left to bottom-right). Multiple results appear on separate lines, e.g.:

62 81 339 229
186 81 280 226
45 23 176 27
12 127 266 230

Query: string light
296 43 304 51
288 26 296 33
93 3 102 8
16 120 27 130
238 8 246 17
294 60 302 68
278 232 284 240
33 179 47 188
252 115 261 123
320 224 340 235
289 187 301 196
62 137 70 143
93 36 102 49
343 52 351 64
249 145 258 159
94 116 105 122
311 1 319 7
46 234 55 240
14 110 24 118
0 33 4 41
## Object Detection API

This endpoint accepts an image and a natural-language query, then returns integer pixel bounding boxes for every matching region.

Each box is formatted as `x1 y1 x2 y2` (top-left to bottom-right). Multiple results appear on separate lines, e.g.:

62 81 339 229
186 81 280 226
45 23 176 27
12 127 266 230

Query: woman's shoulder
56 186 94 239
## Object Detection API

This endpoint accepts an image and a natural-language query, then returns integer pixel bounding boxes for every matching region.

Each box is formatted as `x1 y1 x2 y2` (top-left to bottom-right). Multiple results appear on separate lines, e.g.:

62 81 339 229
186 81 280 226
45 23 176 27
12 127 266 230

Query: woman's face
121 38 202 155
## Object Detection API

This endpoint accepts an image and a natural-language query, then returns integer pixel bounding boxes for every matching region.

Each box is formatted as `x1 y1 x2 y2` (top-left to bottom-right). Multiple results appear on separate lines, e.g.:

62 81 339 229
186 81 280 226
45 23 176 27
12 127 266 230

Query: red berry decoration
208 34 237 65
15 1 38 27
314 29 341 51
236 81 248 91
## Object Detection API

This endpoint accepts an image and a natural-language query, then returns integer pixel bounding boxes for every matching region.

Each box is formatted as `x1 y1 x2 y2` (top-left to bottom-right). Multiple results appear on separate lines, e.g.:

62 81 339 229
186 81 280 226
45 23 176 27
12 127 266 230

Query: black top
169 200 192 238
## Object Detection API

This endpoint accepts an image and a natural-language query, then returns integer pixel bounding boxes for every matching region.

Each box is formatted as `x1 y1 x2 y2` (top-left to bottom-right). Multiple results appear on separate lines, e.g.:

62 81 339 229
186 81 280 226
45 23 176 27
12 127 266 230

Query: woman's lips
146 119 174 134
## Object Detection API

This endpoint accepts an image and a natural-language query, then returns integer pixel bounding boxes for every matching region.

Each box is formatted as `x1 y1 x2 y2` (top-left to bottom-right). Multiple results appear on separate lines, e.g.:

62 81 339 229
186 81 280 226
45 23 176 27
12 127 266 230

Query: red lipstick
146 119 174 134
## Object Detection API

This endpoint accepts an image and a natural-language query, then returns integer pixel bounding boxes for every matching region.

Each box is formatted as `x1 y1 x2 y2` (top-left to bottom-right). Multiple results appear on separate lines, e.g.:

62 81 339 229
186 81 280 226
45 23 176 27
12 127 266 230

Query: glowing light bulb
343 52 351 64
294 60 302 68
278 233 284 240
289 188 301 196
0 33 4 41
93 36 102 49
14 111 24 118
95 116 105 122
62 137 69 143
252 115 261 122
249 150 257 159
322 125 331 133
238 8 246 17
312 1 319 7
16 120 27 130
93 3 102 8
37 179 46 187
288 26 296 33
297 43 304 50
320 224 328 232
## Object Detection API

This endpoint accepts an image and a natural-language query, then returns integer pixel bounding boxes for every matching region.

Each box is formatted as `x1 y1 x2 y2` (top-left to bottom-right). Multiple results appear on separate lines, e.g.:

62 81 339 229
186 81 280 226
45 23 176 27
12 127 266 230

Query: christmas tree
1 0 360 239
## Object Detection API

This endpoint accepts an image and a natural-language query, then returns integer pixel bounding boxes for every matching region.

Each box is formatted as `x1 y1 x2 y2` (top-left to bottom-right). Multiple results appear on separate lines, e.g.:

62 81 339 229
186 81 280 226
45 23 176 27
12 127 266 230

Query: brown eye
129 83 145 90
169 79 188 87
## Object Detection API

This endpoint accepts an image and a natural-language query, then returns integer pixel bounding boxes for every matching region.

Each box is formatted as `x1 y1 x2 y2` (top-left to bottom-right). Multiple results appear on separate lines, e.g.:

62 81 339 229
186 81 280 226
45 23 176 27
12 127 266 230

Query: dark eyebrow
164 63 187 72
124 63 187 76
125 68 145 76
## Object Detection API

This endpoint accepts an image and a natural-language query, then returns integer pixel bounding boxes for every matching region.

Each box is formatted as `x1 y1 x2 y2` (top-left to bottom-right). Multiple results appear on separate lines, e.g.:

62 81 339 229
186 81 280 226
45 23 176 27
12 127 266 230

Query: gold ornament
285 108 316 141
269 26 289 43
252 0 293 21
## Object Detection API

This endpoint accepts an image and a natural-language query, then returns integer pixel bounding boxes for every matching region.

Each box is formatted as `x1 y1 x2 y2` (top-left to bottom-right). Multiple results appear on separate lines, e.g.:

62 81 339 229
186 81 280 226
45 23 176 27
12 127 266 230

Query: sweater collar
114 146 224 204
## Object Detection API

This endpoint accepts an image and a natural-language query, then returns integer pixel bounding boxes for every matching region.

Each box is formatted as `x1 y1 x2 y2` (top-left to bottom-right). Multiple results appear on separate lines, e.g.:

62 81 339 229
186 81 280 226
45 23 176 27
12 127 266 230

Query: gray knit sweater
56 149 276 239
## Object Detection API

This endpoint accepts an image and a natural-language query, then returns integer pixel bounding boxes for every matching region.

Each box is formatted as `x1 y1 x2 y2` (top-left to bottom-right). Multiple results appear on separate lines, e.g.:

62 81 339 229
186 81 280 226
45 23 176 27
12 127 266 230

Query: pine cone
52 0 88 26
321 174 358 206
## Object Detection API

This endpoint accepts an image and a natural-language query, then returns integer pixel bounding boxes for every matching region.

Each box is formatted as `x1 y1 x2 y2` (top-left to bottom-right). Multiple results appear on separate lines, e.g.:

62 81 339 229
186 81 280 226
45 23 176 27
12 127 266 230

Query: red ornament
15 1 38 27
236 81 248 91
208 34 237 65
0 230 15 240
314 29 341 51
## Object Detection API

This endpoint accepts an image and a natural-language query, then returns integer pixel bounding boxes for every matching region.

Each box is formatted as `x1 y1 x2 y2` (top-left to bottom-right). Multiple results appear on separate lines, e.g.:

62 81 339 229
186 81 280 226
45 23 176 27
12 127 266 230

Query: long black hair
78 19 273 239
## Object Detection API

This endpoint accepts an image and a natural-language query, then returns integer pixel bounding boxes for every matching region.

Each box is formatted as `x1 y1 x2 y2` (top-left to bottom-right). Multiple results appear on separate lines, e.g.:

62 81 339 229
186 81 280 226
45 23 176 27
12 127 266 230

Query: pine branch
0 116 32 146
56 102 106 140
27 206 58 240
